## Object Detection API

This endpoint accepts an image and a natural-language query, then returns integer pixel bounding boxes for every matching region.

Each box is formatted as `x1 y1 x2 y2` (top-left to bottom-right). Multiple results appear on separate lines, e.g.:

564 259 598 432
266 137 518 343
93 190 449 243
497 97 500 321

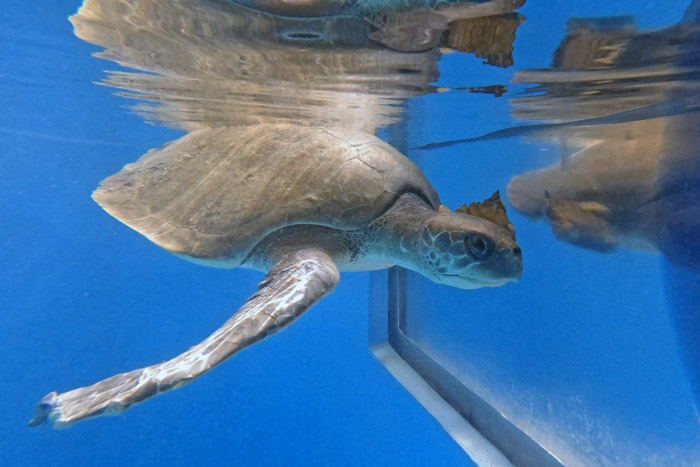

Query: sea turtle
29 124 522 428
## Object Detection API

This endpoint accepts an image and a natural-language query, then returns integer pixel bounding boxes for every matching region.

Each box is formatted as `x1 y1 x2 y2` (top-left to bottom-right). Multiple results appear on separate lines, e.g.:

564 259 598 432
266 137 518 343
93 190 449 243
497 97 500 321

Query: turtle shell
93 124 439 265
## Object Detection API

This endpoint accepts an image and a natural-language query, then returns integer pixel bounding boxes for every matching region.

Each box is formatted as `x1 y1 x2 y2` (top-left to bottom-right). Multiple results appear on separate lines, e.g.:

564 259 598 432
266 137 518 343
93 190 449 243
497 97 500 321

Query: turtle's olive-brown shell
93 124 439 265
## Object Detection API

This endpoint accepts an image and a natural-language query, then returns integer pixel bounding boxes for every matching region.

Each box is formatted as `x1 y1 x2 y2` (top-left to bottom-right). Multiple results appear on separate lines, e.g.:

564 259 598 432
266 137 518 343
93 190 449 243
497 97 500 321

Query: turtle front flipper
544 193 617 253
28 248 339 429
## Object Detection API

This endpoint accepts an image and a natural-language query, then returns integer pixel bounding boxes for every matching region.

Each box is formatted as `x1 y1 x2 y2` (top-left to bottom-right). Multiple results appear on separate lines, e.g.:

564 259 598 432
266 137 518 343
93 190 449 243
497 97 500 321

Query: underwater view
2 0 699 465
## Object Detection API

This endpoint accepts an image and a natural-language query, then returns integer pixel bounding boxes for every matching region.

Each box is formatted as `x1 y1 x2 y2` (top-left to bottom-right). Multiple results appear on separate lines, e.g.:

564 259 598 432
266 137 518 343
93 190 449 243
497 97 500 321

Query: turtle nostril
512 246 522 258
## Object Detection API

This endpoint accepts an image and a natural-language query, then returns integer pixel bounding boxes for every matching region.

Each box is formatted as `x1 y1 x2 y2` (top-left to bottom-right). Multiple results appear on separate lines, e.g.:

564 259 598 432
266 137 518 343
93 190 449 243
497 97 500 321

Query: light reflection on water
70 0 523 132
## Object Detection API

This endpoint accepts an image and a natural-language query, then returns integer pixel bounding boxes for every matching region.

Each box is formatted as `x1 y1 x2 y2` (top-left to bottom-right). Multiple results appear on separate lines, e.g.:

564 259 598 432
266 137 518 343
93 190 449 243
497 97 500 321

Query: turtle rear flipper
29 248 339 429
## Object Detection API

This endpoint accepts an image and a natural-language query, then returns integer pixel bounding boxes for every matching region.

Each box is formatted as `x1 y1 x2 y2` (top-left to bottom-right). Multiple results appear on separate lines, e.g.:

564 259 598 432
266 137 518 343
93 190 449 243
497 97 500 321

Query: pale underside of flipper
28 248 339 428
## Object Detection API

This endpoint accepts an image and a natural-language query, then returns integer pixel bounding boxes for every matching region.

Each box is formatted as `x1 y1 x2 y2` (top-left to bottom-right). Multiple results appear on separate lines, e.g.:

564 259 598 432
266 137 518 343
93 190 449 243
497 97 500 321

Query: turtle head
417 205 522 289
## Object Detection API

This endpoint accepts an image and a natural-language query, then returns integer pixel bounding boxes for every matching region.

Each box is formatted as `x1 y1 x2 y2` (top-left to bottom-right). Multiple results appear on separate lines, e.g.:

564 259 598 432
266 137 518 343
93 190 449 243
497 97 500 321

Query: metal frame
370 268 564 467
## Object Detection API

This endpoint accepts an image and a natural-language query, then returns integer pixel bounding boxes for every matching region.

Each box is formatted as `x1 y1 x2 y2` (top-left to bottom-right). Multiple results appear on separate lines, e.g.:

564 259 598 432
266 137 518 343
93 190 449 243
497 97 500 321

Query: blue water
2 0 698 466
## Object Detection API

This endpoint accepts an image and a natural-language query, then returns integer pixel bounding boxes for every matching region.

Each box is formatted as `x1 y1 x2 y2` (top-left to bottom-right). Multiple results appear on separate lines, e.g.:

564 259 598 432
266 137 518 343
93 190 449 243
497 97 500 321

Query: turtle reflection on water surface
29 125 522 428
505 12 700 271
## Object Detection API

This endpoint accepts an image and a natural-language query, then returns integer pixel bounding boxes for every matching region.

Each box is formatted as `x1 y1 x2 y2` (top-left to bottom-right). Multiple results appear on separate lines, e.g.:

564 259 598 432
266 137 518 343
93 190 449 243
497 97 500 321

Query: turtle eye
466 234 493 260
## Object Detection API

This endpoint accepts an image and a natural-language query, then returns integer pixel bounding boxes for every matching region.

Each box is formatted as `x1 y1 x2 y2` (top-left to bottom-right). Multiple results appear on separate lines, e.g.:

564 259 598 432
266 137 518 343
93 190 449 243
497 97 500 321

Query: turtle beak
440 245 522 289
504 245 523 282
512 246 523 281
481 245 523 286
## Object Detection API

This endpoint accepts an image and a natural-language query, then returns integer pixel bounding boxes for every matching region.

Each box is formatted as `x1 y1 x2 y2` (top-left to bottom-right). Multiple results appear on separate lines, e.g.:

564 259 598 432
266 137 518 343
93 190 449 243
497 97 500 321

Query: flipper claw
28 392 62 428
